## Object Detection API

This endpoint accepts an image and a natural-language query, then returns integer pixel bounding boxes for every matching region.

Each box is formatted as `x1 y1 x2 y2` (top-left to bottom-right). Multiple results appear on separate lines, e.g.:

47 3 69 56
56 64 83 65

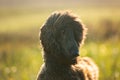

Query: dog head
40 11 87 65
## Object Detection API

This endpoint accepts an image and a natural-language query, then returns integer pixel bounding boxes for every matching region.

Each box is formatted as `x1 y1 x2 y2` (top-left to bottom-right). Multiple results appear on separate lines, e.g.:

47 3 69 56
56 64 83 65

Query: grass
81 41 120 80
0 7 120 80
0 42 120 80
0 44 42 80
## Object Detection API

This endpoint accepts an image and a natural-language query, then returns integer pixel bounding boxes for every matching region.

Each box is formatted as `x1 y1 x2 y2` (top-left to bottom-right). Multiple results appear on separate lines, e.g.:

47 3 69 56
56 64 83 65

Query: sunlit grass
0 42 120 80
0 44 42 80
81 42 120 80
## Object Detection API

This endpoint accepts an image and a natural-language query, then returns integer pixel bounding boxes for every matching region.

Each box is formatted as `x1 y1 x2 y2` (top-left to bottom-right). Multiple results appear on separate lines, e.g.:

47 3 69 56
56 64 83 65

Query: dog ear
40 24 59 53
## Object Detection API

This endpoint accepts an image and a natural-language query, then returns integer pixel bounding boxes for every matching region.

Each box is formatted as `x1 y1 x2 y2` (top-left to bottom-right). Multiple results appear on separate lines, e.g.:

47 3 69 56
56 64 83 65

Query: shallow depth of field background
0 0 120 80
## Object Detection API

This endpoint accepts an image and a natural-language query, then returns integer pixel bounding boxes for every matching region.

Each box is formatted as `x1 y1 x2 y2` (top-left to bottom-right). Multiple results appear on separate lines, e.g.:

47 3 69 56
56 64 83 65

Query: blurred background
0 0 120 80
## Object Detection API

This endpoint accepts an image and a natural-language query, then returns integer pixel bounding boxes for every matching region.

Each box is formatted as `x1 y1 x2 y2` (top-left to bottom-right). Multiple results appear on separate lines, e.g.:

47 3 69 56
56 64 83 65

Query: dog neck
44 60 72 73
43 53 72 69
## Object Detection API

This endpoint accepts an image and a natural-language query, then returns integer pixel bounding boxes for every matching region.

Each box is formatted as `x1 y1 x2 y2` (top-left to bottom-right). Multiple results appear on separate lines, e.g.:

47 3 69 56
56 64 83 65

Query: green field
0 7 120 80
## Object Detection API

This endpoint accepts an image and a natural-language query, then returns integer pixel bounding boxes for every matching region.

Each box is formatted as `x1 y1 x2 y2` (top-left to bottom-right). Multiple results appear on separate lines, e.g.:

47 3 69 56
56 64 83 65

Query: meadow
0 7 120 80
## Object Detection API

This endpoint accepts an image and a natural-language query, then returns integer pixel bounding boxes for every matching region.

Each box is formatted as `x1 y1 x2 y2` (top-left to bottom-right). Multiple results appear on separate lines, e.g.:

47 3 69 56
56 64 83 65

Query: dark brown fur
37 11 99 80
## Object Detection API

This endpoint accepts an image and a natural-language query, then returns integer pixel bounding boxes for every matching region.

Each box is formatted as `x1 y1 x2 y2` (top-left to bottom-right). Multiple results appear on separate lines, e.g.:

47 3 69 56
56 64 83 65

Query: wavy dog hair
40 11 87 64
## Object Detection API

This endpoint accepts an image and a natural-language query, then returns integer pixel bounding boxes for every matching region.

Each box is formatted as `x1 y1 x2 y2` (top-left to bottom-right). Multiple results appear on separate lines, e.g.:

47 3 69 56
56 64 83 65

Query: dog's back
73 57 99 80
